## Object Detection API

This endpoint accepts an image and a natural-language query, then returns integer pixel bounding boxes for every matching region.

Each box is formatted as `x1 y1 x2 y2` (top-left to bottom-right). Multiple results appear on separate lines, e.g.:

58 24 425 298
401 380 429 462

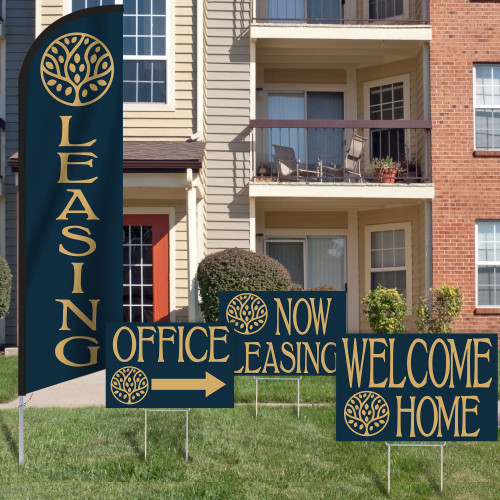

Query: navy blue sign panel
106 323 234 409
19 7 123 394
336 334 498 441
219 291 346 375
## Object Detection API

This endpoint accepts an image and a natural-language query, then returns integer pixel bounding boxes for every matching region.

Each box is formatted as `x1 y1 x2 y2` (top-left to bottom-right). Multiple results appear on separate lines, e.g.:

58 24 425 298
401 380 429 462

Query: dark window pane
87 0 101 7
123 225 130 244
153 0 166 15
123 37 136 56
131 246 141 264
123 285 130 304
123 266 130 284
143 266 153 285
138 15 152 35
152 61 166 81
123 307 131 322
124 82 136 102
143 307 154 322
132 306 142 322
131 286 142 303
123 246 129 264
124 0 136 14
72 0 86 11
142 245 153 263
138 61 152 81
130 226 141 244
124 16 136 36
142 226 153 244
152 37 166 56
131 266 141 283
143 286 153 305
123 61 136 81
138 82 152 102
153 16 166 35
137 36 151 55
153 83 166 102
138 0 152 14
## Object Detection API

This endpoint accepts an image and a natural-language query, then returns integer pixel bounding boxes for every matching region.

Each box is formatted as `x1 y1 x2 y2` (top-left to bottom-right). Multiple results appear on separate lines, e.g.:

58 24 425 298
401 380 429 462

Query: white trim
363 74 411 121
35 0 43 37
473 64 500 151
364 221 412 309
475 220 500 308
123 206 176 321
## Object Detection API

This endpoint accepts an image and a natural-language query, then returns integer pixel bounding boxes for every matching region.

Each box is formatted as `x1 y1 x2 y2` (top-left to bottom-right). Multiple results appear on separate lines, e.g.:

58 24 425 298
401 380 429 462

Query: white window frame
65 0 175 110
475 220 500 308
364 222 412 308
264 233 347 291
473 64 500 151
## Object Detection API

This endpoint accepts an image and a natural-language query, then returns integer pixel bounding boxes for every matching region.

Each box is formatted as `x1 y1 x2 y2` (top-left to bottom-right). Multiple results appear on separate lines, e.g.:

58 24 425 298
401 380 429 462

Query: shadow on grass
124 429 143 459
362 456 388 497
0 412 18 460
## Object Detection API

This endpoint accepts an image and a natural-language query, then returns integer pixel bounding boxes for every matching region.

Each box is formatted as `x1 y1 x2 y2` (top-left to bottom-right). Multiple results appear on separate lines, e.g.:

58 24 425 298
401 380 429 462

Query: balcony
253 0 429 24
250 119 432 186
251 0 430 41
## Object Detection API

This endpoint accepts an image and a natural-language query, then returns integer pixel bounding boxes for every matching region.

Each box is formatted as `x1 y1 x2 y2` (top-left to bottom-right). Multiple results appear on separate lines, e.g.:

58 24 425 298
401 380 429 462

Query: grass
0 355 18 403
0 357 498 499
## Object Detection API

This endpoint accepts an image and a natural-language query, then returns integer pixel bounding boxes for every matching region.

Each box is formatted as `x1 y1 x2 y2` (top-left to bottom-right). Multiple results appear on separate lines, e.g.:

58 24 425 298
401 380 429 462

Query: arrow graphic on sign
151 372 226 397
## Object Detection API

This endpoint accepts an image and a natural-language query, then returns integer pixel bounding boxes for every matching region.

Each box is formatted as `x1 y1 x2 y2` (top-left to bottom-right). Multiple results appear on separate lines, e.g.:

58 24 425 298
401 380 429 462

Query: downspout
190 0 204 141
186 168 198 321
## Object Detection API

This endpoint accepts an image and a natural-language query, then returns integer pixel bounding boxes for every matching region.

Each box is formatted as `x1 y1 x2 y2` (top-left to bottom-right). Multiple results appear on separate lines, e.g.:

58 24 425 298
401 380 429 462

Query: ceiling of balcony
256 38 424 69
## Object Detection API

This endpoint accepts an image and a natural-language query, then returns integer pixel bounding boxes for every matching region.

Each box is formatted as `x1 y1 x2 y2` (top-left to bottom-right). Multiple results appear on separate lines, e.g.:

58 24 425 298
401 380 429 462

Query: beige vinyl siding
124 197 190 322
205 0 251 253
265 211 348 230
358 202 427 333
41 0 197 141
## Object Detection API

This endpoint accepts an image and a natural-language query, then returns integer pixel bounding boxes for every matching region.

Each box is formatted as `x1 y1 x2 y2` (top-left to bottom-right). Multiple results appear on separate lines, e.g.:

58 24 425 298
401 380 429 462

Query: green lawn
0 357 498 499
0 355 18 403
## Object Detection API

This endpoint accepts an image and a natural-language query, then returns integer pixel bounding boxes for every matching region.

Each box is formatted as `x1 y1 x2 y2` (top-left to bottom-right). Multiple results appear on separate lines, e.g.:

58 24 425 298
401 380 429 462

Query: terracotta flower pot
375 167 398 183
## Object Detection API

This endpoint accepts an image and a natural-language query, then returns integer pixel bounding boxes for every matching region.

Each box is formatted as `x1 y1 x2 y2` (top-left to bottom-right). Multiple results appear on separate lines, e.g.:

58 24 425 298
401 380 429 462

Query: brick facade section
430 0 500 333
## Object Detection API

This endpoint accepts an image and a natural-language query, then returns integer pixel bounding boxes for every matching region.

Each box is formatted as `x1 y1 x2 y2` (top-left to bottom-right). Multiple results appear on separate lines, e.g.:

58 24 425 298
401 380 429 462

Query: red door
123 215 169 322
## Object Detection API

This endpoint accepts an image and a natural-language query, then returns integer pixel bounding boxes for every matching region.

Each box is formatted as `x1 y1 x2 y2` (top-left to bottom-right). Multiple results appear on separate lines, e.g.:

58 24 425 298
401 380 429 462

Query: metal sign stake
386 441 446 495
144 408 191 461
254 376 302 418
19 396 24 466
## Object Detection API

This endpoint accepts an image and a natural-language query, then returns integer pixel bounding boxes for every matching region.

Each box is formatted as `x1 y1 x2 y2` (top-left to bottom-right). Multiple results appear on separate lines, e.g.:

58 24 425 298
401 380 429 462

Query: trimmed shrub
197 248 293 321
0 257 12 320
416 284 463 333
362 285 408 333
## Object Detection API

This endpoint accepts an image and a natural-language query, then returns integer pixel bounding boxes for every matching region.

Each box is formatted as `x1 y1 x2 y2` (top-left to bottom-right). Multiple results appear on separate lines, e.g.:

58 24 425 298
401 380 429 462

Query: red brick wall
430 0 500 333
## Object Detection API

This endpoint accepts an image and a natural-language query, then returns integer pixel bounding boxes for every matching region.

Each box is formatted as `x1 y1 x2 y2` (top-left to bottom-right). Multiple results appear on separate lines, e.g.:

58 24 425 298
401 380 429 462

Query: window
265 237 346 290
369 81 405 160
476 221 500 307
268 91 344 168
71 0 171 105
474 65 500 150
123 215 170 322
369 0 404 20
267 0 341 23
365 223 412 306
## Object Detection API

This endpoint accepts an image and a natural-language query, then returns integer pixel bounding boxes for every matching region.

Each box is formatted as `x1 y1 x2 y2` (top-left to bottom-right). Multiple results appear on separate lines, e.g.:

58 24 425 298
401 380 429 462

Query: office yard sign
336 334 498 441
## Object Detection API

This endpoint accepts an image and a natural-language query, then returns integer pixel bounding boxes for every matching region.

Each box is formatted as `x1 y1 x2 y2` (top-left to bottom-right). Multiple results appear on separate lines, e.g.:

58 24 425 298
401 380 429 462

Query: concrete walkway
0 370 106 409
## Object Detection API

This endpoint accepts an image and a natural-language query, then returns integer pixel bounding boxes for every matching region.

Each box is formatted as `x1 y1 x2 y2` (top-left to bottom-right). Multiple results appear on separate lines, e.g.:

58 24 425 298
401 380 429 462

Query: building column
186 169 198 321
347 209 359 333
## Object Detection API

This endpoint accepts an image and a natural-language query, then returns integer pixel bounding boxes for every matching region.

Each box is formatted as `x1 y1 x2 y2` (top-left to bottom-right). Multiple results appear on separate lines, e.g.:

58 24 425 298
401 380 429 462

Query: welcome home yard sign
336 334 498 441
19 6 123 394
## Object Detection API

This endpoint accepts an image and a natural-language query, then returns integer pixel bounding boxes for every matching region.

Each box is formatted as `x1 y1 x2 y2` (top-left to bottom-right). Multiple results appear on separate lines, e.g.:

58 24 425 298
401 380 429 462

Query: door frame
124 207 176 322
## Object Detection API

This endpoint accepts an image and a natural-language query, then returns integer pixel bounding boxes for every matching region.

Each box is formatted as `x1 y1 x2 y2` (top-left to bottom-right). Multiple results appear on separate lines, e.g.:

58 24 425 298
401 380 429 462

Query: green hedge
0 256 12 320
197 248 292 321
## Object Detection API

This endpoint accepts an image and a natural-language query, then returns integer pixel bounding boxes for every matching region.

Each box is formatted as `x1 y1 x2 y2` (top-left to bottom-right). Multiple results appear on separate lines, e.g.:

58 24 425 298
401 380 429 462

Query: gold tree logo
40 33 114 106
226 293 268 335
344 391 389 437
110 367 149 405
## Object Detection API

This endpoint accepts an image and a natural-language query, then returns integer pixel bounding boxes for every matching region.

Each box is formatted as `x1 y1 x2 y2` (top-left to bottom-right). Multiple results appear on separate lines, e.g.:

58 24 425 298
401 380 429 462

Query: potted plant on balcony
367 156 401 183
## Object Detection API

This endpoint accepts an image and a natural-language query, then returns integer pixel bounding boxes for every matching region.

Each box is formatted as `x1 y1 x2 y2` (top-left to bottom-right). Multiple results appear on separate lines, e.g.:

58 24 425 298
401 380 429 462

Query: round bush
0 257 12 319
197 248 293 322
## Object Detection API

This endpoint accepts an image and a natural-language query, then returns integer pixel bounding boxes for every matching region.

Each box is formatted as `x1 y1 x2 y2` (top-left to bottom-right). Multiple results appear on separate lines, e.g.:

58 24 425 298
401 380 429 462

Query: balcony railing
250 119 432 183
253 0 429 24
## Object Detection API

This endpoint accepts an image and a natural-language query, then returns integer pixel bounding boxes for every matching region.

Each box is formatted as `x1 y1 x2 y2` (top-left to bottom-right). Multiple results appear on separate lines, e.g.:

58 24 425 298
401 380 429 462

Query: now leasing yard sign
220 291 346 375
336 334 498 441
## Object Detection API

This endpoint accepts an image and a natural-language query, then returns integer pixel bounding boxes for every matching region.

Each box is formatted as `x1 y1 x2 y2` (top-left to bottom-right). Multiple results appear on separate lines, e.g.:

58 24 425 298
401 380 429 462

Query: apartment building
3 0 438 344
431 1 500 333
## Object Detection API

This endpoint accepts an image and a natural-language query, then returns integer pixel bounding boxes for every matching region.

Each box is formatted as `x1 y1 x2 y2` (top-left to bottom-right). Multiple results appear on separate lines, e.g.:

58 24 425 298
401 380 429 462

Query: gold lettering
416 396 438 437
448 338 472 389
437 396 460 437
473 338 492 388
157 326 176 363
343 337 368 388
303 342 320 374
461 395 480 437
244 342 261 374
55 298 99 331
280 342 296 373
262 342 278 374
112 326 136 363
58 152 98 184
138 326 156 363
407 339 428 388
71 262 84 294
369 338 388 388
321 342 336 374
293 298 312 335
429 338 450 388
396 395 415 438
55 336 99 367
274 298 292 335
56 189 99 220
310 298 332 335
185 326 208 363
209 326 230 362
59 115 97 147
389 337 406 388
59 226 97 257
